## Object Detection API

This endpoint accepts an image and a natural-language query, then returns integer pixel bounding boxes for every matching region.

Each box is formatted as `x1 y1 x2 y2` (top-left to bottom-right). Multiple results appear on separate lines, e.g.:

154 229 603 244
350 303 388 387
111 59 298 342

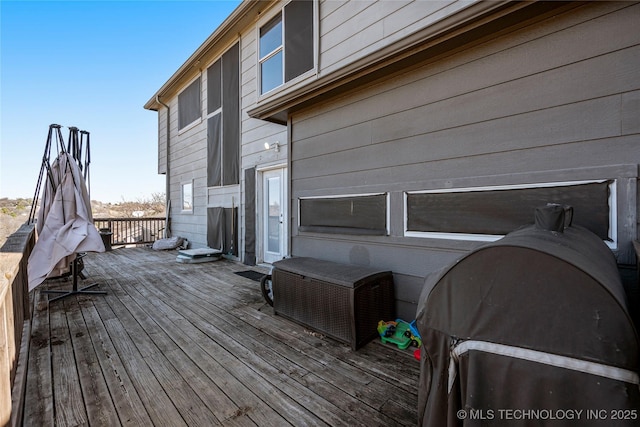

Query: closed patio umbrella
27 125 105 298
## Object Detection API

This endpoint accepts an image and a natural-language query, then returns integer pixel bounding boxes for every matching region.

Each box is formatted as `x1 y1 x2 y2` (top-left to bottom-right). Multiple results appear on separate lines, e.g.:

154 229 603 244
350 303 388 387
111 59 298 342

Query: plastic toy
377 320 398 338
378 319 421 350
409 320 421 340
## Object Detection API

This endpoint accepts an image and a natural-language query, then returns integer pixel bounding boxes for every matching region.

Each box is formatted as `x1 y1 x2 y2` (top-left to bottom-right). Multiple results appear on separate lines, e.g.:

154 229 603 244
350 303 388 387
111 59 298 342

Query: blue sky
1 0 241 203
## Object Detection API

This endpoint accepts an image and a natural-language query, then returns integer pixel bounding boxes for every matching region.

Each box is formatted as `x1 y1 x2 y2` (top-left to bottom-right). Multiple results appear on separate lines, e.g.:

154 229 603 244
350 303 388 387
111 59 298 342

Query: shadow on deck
21 247 419 426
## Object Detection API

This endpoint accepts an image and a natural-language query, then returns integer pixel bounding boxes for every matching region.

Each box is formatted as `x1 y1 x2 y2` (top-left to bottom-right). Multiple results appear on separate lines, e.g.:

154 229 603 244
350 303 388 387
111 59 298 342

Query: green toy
377 319 421 350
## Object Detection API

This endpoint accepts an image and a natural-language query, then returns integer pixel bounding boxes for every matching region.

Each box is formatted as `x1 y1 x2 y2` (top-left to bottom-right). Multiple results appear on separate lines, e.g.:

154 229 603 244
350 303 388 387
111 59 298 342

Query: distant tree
114 194 166 218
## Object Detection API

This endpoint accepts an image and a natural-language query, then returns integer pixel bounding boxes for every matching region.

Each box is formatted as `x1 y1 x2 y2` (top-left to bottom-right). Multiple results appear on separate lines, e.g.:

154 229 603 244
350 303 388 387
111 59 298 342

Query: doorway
261 167 287 264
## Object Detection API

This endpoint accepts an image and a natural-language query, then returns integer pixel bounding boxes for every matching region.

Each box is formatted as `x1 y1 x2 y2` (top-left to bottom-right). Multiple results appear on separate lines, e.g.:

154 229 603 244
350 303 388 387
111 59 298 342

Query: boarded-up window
299 194 387 235
406 181 612 240
207 43 239 187
178 78 201 130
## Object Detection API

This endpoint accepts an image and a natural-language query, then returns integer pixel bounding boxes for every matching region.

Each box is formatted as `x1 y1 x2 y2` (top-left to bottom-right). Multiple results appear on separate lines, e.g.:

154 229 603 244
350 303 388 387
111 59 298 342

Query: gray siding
239 21 288 262
290 2 640 319
319 0 478 75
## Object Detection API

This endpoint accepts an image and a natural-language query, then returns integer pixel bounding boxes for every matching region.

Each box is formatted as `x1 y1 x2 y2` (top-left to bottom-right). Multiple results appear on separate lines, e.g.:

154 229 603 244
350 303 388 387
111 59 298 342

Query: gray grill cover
416 218 639 426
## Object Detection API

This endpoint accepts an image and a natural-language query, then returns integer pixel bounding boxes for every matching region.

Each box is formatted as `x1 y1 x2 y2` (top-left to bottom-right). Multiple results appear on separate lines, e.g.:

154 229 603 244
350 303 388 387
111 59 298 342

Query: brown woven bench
272 257 395 350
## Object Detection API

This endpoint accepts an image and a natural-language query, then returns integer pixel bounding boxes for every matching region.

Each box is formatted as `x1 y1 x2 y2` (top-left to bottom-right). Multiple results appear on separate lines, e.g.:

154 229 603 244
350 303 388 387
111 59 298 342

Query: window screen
406 181 611 240
284 0 314 82
206 43 239 187
299 194 387 235
222 43 239 186
178 78 201 130
207 59 221 114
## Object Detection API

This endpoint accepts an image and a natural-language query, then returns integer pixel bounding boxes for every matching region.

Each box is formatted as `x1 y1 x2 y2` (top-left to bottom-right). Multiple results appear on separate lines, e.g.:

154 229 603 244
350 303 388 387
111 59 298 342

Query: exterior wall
239 20 287 262
239 20 288 263
153 0 484 260
289 2 640 319
158 21 288 257
318 0 478 75
163 90 211 247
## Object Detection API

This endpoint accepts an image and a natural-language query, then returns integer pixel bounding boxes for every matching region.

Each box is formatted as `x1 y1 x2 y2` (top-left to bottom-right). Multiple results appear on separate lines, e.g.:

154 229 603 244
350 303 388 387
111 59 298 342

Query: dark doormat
234 270 265 282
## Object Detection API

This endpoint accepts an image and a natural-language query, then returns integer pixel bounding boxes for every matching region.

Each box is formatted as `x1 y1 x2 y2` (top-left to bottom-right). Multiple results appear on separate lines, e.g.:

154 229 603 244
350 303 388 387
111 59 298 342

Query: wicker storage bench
272 257 395 350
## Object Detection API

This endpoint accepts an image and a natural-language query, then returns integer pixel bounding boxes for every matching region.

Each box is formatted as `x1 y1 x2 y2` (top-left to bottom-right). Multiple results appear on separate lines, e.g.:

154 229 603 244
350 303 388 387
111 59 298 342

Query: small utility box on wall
272 257 395 350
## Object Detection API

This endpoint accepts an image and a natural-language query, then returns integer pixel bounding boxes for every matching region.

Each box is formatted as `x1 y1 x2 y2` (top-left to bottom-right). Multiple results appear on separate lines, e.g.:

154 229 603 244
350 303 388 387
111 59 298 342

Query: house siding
239 18 288 262
318 0 480 76
290 1 640 319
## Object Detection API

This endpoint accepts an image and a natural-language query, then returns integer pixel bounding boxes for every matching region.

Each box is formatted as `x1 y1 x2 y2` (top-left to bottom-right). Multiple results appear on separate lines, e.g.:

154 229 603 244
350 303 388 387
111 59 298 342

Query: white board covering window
259 0 314 95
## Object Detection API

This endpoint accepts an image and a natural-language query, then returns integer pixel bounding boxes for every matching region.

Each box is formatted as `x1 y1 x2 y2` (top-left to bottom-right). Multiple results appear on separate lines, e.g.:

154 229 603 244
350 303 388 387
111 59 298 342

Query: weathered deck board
23 292 53 427
21 248 420 426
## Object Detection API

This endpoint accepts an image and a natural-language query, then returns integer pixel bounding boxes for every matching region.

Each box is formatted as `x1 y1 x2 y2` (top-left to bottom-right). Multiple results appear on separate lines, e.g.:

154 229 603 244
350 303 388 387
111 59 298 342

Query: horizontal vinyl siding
239 24 288 262
163 78 210 247
319 0 478 76
290 1 640 319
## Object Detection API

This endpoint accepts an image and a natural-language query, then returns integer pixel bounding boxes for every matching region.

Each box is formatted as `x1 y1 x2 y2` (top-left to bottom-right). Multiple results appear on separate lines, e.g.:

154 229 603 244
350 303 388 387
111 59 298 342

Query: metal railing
93 217 166 247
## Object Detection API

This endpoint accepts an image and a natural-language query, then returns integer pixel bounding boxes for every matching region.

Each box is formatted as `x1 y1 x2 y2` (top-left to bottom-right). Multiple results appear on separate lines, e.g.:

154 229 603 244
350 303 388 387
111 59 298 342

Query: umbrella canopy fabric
28 152 104 290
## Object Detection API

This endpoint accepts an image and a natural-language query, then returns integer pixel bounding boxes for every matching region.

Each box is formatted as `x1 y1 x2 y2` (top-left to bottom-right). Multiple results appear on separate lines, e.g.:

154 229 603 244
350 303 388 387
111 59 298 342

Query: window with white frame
182 181 193 212
405 180 616 246
178 78 201 130
259 0 314 95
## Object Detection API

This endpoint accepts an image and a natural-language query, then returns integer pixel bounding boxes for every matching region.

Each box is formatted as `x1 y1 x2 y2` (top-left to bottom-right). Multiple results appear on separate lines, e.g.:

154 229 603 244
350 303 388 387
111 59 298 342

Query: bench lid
273 257 391 288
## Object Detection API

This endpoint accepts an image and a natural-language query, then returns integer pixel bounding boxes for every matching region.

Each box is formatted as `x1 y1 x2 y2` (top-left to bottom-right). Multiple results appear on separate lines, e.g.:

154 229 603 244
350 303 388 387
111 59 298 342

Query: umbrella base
43 282 106 303
43 256 107 303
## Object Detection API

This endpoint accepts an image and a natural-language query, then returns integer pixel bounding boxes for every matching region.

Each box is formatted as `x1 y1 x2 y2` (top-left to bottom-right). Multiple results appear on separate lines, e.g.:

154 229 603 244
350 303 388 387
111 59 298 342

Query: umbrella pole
42 255 106 303
29 124 64 224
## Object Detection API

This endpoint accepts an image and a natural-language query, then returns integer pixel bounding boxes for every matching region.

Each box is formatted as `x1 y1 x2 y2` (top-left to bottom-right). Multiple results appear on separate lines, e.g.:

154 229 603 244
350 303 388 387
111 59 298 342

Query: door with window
262 168 286 263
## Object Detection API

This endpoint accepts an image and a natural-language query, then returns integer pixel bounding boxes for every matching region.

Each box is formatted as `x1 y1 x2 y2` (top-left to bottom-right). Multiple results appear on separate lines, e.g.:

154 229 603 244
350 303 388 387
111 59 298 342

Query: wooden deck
20 247 419 426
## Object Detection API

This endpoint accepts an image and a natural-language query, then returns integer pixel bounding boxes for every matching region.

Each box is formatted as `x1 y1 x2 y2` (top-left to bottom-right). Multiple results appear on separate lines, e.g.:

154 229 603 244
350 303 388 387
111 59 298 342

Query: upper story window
259 0 314 95
178 77 201 130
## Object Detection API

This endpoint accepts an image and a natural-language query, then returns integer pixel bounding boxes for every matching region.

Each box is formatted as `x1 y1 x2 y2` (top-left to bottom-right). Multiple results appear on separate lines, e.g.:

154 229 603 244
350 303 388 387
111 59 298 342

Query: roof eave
144 0 275 111
248 0 577 123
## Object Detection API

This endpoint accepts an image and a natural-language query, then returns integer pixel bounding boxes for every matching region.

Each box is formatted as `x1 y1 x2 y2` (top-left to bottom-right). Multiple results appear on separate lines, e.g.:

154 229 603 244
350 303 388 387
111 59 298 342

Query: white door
262 168 286 263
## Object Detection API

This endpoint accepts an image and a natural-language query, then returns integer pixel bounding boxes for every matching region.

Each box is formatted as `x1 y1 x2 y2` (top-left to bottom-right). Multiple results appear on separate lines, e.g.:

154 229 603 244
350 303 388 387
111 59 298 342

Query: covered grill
416 205 640 426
